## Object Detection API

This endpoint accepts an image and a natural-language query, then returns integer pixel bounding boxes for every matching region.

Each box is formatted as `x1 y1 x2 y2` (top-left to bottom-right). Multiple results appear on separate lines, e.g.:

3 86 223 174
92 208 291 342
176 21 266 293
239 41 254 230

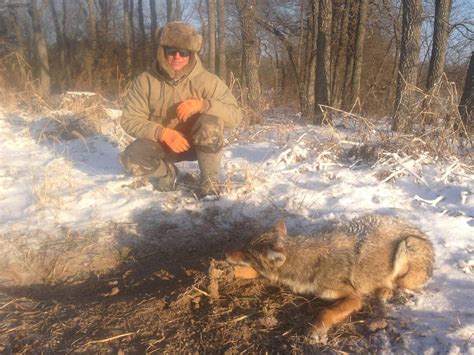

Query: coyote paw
307 326 328 345
377 287 394 302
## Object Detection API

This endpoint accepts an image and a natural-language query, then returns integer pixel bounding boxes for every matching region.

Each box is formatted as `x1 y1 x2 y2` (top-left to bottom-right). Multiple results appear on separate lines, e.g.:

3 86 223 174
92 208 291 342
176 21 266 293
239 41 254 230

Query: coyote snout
226 215 434 343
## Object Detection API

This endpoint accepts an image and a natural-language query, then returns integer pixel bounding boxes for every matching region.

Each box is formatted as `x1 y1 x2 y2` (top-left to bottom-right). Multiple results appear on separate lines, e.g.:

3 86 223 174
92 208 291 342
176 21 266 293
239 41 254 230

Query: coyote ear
274 219 287 237
265 249 286 268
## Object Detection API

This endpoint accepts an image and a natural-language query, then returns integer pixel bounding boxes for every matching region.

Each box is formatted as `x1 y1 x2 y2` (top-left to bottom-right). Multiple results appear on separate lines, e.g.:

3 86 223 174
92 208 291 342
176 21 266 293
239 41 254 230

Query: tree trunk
28 0 51 97
87 0 97 52
330 1 342 89
167 0 175 22
217 0 227 81
297 0 306 83
49 0 69 89
332 0 350 109
305 0 318 118
138 0 146 68
207 0 216 73
458 52 473 133
315 0 332 124
296 1 310 116
86 0 97 88
97 0 110 44
237 0 262 124
426 0 452 90
392 0 423 132
129 0 136 65
176 0 181 21
8 6 29 86
8 7 27 61
342 0 357 110
272 38 281 96
62 0 71 85
49 0 66 71
350 0 368 108
123 0 132 80
385 8 401 111
150 0 158 57
197 0 208 59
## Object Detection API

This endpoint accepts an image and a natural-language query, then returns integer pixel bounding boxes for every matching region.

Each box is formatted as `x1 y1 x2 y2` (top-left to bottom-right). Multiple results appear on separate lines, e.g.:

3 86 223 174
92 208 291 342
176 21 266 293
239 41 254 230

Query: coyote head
226 219 288 280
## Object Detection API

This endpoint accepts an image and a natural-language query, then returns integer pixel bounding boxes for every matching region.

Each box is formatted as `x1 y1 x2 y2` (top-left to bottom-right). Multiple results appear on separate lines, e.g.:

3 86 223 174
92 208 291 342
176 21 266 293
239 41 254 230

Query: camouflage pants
120 114 224 189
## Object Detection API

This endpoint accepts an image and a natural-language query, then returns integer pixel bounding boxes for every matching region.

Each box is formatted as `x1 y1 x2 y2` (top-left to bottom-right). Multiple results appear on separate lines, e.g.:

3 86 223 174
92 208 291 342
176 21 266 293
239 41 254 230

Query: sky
0 103 473 353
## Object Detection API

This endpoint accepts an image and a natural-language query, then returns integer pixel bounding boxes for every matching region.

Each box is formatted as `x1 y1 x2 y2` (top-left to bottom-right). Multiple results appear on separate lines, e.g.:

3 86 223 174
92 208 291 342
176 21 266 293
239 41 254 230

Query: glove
176 98 205 121
159 127 190 153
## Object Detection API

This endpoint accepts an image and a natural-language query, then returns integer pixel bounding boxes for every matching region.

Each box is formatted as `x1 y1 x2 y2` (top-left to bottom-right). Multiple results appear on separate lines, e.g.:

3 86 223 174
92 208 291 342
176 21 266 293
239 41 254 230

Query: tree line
0 0 472 132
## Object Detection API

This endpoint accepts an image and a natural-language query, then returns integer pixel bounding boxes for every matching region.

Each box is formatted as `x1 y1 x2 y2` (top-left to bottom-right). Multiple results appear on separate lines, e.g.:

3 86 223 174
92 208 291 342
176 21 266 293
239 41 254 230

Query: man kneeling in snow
119 22 242 198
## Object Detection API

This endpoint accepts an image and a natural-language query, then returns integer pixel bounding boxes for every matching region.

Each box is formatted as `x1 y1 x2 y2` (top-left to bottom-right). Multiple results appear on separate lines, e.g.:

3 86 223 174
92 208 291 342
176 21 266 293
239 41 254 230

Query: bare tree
8 6 27 61
129 0 136 63
176 0 181 21
85 0 98 88
123 0 132 79
392 0 423 132
217 0 226 81
49 0 65 71
342 0 357 109
207 0 216 73
237 0 262 123
458 52 473 132
167 0 174 23
7 5 30 87
167 0 181 22
305 0 318 117
350 0 368 108
426 0 452 90
138 0 146 67
28 0 51 97
385 3 402 111
150 0 158 57
332 0 350 109
87 0 97 52
315 0 332 123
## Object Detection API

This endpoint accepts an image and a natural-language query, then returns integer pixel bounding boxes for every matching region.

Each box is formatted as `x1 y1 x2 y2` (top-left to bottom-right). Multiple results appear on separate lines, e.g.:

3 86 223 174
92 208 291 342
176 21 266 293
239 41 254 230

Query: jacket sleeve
120 74 161 141
203 75 242 129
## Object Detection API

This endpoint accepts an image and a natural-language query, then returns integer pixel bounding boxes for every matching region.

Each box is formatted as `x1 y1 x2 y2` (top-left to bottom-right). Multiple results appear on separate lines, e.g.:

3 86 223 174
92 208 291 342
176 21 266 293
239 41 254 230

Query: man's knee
120 139 167 176
192 114 224 153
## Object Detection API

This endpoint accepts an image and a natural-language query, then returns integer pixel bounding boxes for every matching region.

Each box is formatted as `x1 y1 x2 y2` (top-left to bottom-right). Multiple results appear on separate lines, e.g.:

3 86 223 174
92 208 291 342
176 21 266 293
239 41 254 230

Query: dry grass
0 53 52 114
31 159 77 215
319 81 471 162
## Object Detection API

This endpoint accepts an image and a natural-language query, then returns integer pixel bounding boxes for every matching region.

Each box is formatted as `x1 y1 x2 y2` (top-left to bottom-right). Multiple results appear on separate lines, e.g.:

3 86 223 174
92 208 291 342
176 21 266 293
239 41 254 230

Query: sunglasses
164 47 191 57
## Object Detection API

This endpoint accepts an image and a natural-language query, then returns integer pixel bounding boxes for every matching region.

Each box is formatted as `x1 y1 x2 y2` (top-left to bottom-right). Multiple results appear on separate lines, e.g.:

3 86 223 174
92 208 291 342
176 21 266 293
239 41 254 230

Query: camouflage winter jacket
120 57 242 141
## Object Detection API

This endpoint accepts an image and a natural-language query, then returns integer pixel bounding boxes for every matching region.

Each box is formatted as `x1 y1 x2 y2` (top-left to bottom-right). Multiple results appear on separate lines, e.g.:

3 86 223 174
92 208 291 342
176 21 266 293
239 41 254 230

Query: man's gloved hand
176 98 205 121
159 127 190 153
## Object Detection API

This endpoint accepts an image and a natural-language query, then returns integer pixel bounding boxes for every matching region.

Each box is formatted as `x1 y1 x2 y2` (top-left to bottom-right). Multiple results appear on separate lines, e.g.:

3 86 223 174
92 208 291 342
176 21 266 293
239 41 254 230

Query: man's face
164 47 191 72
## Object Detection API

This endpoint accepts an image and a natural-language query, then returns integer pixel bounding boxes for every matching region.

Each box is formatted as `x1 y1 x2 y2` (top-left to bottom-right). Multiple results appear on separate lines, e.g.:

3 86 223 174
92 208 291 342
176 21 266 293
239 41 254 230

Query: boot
196 149 223 198
147 160 177 192
199 175 222 198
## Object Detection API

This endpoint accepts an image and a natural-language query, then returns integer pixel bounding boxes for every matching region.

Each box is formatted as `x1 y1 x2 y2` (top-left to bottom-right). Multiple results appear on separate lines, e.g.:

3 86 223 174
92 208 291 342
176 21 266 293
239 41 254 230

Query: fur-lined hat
157 22 202 52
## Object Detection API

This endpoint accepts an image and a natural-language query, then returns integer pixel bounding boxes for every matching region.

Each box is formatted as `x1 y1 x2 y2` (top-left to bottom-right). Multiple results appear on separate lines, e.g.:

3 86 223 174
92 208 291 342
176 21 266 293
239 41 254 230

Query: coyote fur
226 214 434 343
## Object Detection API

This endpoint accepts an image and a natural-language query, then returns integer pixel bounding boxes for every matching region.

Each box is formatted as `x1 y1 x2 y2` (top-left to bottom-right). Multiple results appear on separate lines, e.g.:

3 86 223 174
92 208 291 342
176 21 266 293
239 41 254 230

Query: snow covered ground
0 104 472 353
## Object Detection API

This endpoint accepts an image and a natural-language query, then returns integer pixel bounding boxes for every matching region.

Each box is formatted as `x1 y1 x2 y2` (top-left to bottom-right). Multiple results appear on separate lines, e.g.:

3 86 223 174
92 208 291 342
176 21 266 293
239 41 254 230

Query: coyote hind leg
308 294 363 344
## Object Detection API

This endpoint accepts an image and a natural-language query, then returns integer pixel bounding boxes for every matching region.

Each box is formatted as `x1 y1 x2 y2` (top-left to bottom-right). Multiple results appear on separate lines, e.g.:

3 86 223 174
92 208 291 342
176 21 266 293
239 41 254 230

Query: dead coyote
226 214 434 343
